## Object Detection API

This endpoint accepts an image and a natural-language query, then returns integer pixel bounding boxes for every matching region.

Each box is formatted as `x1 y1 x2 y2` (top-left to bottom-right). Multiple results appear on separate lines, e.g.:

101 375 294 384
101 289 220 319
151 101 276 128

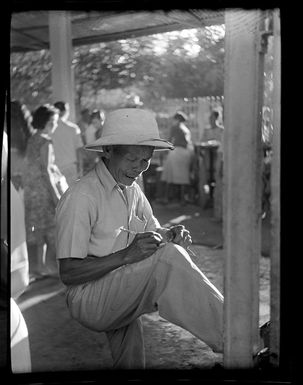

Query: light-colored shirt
202 126 224 153
55 158 160 260
84 123 97 145
51 119 83 169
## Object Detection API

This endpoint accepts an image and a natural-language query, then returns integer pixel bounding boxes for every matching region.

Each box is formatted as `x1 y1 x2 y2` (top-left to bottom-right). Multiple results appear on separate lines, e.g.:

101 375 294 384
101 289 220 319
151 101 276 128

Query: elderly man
55 108 223 369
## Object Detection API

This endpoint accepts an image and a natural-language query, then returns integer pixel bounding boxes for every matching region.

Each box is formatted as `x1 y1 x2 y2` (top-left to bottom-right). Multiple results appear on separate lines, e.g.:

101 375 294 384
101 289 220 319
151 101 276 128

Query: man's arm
59 231 163 286
59 251 126 286
59 226 192 286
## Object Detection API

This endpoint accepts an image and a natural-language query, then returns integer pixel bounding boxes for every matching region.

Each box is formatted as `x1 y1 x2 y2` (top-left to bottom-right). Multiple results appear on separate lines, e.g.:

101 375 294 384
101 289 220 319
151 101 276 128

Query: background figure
82 109 105 175
160 111 194 205
90 109 105 140
22 104 68 282
51 101 84 186
84 109 104 144
10 100 35 198
201 110 224 218
77 108 91 146
261 145 272 219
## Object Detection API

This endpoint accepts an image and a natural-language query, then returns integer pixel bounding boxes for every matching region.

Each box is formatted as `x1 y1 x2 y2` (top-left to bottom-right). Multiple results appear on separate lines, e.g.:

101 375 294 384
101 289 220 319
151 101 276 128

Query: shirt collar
95 157 131 194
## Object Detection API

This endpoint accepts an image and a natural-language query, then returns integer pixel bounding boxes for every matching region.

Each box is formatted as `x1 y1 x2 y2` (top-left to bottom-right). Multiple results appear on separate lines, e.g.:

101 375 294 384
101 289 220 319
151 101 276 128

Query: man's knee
157 242 191 264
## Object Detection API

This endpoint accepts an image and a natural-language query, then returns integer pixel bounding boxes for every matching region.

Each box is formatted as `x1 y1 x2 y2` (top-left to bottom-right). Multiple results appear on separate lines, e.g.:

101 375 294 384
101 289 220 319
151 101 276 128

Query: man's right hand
123 231 164 264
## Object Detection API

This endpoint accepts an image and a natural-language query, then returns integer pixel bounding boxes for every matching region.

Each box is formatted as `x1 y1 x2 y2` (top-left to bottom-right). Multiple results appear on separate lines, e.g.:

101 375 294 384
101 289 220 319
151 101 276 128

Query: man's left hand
167 225 192 249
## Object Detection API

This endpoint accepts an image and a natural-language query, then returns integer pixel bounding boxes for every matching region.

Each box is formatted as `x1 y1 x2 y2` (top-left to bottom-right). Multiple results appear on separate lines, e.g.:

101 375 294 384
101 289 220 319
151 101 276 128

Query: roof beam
72 22 195 46
11 21 198 53
11 27 48 50
11 10 225 53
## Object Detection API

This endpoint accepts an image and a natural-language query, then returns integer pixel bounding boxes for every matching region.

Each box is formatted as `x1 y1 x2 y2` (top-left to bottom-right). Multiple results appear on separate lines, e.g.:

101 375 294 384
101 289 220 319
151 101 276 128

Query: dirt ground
15 203 270 374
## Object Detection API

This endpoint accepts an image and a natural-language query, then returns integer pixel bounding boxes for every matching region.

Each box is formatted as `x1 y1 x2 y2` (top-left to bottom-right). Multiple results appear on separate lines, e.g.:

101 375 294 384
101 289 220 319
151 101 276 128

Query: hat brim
84 138 174 152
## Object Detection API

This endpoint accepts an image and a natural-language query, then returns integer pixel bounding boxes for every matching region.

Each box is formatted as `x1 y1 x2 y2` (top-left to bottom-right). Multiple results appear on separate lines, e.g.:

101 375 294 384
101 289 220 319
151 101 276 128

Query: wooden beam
11 22 192 52
71 23 195 47
11 10 224 53
269 9 281 368
11 27 49 50
48 11 76 123
223 10 263 368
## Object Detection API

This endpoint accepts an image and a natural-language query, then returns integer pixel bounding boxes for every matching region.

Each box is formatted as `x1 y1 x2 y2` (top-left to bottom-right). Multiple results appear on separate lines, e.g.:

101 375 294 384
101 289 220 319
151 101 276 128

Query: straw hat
84 108 174 152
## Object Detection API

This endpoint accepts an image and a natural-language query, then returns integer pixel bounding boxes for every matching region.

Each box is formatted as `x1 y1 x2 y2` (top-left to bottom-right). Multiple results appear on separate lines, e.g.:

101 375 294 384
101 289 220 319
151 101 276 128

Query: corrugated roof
11 10 225 53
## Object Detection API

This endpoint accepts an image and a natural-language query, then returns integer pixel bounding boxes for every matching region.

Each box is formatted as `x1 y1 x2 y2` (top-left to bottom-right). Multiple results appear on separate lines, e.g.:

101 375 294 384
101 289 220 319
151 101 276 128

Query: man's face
107 145 154 186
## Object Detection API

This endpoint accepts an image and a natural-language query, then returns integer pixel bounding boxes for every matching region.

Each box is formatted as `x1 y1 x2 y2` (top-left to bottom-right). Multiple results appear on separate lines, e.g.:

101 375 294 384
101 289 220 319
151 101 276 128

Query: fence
150 96 224 143
151 96 273 149
148 95 272 218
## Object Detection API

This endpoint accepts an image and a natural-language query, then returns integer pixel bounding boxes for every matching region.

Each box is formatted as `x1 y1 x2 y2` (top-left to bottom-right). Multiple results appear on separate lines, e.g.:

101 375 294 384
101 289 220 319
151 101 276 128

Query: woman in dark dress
23 104 68 282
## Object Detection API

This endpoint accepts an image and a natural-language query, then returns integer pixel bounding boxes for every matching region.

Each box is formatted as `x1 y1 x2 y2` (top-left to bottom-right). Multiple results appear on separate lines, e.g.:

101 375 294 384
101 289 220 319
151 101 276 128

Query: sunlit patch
18 289 64 311
163 215 192 228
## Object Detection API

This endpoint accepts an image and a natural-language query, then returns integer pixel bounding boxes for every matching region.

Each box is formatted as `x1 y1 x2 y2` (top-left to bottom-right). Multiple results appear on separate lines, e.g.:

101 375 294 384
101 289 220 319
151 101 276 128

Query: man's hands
166 225 192 250
123 231 165 264
123 225 193 266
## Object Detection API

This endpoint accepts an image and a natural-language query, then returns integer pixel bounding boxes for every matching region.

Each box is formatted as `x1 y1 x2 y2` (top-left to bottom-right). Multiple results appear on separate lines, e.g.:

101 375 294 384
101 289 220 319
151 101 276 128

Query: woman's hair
10 100 34 155
32 104 59 130
174 111 188 123
211 110 219 120
54 101 67 113
91 109 105 123
54 101 69 118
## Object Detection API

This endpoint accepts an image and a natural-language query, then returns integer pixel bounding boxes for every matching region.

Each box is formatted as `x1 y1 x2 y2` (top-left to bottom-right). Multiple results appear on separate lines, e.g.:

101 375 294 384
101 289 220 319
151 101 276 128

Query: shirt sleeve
55 189 97 259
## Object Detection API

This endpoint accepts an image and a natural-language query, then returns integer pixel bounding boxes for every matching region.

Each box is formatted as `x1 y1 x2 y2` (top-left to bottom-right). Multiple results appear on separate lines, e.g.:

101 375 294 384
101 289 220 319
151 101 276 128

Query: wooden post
48 11 76 123
269 9 281 367
223 10 263 368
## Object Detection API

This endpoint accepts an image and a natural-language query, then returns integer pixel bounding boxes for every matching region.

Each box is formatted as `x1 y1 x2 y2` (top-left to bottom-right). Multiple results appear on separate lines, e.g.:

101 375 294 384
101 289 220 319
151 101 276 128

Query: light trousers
65 243 224 369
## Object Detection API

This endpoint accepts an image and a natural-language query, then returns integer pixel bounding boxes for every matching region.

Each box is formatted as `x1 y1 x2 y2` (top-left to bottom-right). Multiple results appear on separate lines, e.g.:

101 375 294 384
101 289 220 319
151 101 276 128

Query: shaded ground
16 203 270 373
152 201 271 256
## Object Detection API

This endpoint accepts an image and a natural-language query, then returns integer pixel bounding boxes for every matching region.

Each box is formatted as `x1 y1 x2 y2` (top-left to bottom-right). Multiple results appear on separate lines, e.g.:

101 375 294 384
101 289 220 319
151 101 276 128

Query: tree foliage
10 26 225 111
10 50 52 109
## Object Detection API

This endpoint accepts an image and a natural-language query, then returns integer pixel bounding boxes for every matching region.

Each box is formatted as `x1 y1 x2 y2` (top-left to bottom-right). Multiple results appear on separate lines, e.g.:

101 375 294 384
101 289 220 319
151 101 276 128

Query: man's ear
102 145 113 159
